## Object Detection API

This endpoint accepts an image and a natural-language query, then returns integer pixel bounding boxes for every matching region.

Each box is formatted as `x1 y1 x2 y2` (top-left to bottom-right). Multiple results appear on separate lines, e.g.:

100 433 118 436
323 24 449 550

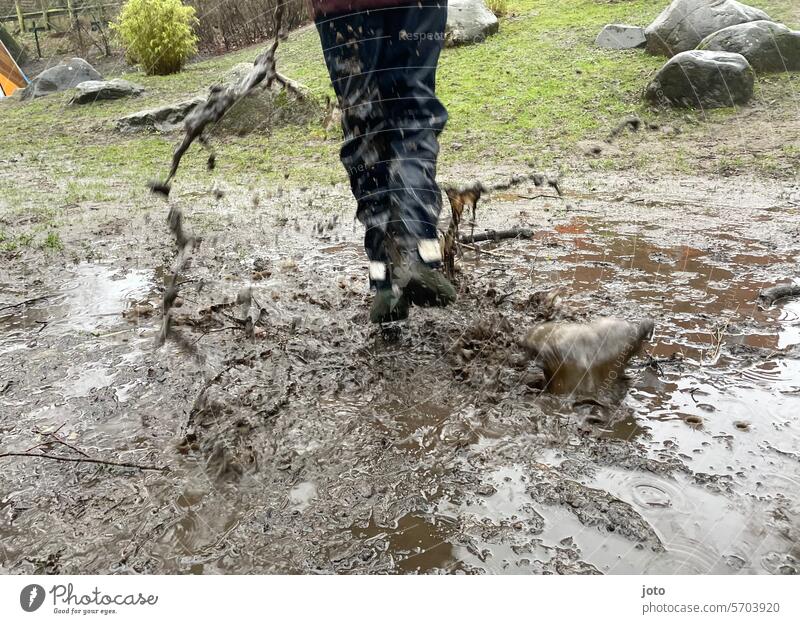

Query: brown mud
1 172 799 574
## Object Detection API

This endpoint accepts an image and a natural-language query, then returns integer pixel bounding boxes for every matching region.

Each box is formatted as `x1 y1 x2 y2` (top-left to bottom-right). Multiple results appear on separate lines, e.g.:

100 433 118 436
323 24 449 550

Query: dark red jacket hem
311 0 428 18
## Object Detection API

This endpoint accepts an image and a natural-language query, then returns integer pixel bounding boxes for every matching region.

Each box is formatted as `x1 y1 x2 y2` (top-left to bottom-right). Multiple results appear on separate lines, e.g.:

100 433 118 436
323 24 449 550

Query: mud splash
1 178 798 574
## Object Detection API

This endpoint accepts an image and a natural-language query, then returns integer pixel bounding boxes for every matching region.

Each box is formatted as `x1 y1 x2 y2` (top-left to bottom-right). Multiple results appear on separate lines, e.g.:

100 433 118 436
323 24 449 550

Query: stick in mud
758 284 800 307
0 452 168 472
441 173 558 274
149 6 288 351
460 228 534 244
156 205 199 352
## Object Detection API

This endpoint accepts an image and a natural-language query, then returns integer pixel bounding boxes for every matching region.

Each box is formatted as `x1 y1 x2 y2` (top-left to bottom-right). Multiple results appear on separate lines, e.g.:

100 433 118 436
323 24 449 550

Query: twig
150 3 286 195
702 321 729 366
30 426 89 457
459 228 534 244
0 296 49 313
192 325 242 345
0 452 168 472
517 194 564 201
458 242 512 259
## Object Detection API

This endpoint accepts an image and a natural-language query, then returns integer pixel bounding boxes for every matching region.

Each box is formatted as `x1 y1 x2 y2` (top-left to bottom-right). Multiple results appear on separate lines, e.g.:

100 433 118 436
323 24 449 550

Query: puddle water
0 262 154 354
2 210 799 575
341 216 800 573
351 513 461 573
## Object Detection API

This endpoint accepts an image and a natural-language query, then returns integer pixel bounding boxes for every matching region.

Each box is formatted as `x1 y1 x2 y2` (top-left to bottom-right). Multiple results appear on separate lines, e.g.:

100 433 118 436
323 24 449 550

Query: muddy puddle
1 180 799 574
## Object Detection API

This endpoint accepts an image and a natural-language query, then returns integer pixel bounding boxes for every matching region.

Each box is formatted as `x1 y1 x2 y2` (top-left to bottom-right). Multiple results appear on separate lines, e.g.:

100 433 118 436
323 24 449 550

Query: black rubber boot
369 287 410 324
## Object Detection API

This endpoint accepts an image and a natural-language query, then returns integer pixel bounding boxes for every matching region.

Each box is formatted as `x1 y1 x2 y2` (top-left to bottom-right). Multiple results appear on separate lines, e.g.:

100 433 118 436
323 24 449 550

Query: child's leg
315 12 393 286
378 1 449 264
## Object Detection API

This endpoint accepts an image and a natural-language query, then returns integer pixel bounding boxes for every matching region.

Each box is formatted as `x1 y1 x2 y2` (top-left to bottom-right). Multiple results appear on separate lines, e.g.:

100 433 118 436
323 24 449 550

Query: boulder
115 65 319 133
698 20 800 72
645 50 754 108
116 97 205 133
445 0 499 46
209 63 320 135
645 0 772 57
20 58 102 100
69 79 145 104
596 24 647 49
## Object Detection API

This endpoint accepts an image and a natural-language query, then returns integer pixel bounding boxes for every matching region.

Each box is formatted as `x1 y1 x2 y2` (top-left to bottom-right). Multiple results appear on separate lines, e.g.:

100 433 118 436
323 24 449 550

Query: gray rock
596 24 647 49
645 50 755 108
445 0 499 46
116 65 319 134
698 20 800 72
645 0 772 57
116 97 205 133
69 79 144 105
20 57 102 100
210 63 320 134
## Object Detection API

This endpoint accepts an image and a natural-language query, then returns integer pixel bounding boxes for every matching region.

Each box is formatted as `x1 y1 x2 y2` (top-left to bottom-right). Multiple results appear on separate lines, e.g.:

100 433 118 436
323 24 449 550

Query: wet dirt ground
1 172 799 574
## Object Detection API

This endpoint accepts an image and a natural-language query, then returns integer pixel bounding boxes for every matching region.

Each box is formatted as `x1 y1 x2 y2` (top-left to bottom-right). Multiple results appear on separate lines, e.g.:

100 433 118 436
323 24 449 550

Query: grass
1 0 798 252
41 231 64 251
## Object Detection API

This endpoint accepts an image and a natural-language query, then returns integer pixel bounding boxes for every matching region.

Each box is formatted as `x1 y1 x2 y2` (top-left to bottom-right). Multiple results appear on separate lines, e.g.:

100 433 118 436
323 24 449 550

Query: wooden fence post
39 0 49 30
15 0 25 32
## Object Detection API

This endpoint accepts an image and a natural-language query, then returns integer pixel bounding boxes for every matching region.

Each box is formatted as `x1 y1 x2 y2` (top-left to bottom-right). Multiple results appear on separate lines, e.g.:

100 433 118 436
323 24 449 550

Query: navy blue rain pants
315 2 449 286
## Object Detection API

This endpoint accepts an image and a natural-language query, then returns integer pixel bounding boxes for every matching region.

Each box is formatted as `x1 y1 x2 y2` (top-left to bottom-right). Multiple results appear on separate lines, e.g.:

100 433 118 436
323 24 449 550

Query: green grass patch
1 0 798 251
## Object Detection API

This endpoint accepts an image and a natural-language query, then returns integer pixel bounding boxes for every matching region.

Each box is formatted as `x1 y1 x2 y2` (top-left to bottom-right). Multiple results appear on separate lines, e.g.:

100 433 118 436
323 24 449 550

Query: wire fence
0 1 121 32
2 1 310 53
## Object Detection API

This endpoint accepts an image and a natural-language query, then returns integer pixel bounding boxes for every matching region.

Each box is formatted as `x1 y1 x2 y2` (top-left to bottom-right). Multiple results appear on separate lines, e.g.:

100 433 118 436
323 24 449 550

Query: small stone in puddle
476 484 496 496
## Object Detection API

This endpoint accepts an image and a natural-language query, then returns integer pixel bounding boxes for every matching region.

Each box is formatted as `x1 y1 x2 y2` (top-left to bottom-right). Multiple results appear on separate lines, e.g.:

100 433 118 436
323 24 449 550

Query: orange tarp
0 40 26 96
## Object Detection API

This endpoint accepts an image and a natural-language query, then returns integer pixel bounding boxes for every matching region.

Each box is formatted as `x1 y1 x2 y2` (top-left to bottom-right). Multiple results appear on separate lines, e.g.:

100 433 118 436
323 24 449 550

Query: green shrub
113 0 198 75
486 0 508 17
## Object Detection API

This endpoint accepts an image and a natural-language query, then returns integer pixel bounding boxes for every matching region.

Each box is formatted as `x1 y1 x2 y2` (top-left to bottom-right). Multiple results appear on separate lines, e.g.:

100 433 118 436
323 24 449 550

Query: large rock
116 97 205 133
698 20 800 72
69 79 145 105
645 50 755 108
209 63 320 135
645 0 772 57
115 65 319 133
596 24 647 49
445 0 499 46
20 58 102 100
